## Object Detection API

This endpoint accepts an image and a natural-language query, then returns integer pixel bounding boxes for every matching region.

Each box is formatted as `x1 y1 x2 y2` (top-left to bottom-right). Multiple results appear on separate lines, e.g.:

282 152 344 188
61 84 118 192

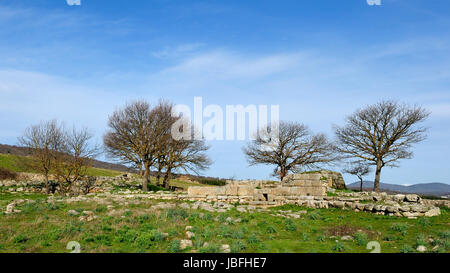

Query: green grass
0 191 448 253
0 153 122 177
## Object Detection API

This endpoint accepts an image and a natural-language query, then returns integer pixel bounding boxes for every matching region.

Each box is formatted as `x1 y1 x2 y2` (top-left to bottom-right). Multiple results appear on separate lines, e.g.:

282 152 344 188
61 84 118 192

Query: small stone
186 231 195 239
180 239 193 250
221 244 231 253
341 235 353 241
68 210 80 216
185 226 193 231
416 245 427 252
405 194 420 203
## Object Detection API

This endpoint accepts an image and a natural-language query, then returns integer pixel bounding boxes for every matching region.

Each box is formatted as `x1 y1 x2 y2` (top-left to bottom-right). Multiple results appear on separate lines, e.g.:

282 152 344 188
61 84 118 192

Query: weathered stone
341 235 353 241
186 231 195 239
416 245 427 252
180 240 193 250
221 244 231 253
364 204 374 212
405 194 420 203
68 210 80 216
424 207 441 217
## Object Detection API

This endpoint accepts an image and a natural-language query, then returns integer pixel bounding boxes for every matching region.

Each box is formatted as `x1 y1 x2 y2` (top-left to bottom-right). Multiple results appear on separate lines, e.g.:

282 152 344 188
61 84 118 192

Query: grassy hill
0 154 123 177
0 153 216 190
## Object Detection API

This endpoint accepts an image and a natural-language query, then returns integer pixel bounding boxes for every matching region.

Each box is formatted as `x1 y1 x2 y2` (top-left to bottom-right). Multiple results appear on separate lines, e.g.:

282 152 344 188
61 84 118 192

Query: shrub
135 233 154 249
13 234 29 244
417 217 430 227
168 240 181 253
284 219 297 232
247 233 259 244
332 241 346 252
167 208 188 220
415 234 427 247
94 206 107 213
309 212 321 220
391 223 409 236
401 244 415 253
197 178 226 186
0 167 17 180
316 235 326 242
231 241 247 253
354 232 368 246
266 226 277 234
301 232 309 241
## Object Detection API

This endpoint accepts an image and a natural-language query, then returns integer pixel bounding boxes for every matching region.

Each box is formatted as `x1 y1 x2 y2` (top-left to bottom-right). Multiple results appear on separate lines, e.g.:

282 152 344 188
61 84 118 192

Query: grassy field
0 154 123 177
0 192 448 253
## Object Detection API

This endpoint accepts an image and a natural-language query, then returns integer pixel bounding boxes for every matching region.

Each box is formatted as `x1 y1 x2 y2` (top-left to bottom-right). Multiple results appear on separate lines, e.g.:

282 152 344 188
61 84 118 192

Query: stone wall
187 179 326 203
284 171 347 190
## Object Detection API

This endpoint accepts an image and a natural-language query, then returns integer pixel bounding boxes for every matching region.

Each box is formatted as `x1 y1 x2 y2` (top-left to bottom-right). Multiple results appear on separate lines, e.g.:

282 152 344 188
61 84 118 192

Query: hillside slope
347 181 450 197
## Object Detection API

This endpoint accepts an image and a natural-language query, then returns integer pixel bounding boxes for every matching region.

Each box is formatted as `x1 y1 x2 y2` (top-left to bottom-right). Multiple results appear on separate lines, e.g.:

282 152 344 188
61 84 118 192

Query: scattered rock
405 194 420 203
68 210 80 216
425 207 441 217
416 245 427 252
221 244 231 253
180 239 193 250
341 235 353 241
186 231 195 239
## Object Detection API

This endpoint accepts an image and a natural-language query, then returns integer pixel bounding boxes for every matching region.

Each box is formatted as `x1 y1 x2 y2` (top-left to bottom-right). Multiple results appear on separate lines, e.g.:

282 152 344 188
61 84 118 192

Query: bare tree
18 120 65 194
54 127 99 195
161 136 212 189
334 100 430 192
243 121 337 182
343 162 371 192
151 102 212 189
103 101 158 191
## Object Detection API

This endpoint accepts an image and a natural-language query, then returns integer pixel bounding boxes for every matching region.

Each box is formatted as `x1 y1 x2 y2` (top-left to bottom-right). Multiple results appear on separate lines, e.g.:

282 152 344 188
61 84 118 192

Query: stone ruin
186 171 446 218
1 170 447 218
187 171 345 205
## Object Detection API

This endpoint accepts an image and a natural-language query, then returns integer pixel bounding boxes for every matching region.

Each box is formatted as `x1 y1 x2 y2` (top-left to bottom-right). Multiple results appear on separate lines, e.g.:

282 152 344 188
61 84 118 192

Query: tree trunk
44 171 50 194
359 177 363 192
374 159 383 192
143 162 150 192
279 167 287 182
162 168 171 189
156 165 162 186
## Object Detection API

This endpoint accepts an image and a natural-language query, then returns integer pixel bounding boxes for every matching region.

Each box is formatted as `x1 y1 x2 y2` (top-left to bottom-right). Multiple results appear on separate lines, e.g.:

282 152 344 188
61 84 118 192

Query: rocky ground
1 185 449 253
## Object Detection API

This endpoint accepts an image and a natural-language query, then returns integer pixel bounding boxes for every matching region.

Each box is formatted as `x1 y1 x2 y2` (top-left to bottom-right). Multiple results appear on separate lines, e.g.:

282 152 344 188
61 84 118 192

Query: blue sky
0 0 449 185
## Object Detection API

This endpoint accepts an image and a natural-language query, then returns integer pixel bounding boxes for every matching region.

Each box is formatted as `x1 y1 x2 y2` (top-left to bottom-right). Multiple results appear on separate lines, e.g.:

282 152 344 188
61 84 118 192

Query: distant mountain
347 181 450 197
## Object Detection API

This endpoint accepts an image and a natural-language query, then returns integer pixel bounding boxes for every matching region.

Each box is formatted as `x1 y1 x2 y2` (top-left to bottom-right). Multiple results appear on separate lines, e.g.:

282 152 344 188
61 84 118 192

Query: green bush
415 234 427 247
168 240 181 253
354 232 368 246
197 178 226 186
266 226 277 234
13 234 29 244
284 219 297 232
247 233 259 244
391 223 409 236
332 241 345 252
401 244 415 253
231 241 247 253
167 208 188 220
